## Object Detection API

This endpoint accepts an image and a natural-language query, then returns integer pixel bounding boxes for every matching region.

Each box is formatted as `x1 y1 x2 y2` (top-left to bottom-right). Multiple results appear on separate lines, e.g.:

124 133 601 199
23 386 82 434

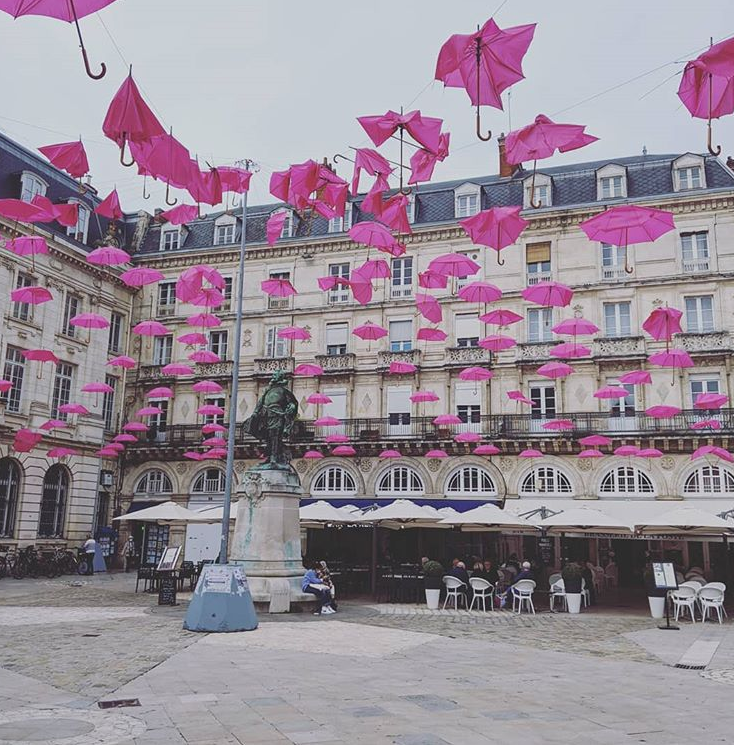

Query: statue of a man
244 370 298 470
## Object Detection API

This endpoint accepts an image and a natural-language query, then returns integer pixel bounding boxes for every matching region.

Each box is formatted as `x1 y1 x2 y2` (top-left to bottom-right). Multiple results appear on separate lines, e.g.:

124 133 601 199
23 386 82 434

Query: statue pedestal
230 468 314 613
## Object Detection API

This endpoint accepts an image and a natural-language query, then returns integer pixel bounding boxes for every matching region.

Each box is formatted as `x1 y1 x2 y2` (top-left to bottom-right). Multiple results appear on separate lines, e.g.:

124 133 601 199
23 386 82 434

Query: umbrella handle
496 252 505 266
120 141 135 168
474 37 491 142
165 182 178 207
529 162 542 209
70 1 106 80
476 106 492 142
142 175 151 200
624 248 634 274
707 118 722 157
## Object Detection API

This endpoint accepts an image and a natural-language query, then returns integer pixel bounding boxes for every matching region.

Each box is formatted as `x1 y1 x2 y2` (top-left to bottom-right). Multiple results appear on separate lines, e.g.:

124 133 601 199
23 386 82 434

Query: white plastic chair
469 577 494 612
688 567 704 577
699 587 725 624
442 575 467 610
549 579 567 612
548 572 562 586
581 577 591 608
671 585 697 623
604 563 618 589
680 580 703 591
686 577 706 587
592 567 604 595
703 582 727 617
512 579 536 614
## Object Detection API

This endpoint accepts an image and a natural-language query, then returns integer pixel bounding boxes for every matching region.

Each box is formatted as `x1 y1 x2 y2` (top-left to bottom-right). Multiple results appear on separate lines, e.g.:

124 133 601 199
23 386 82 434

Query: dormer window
454 183 480 218
20 171 47 203
66 200 89 243
406 194 416 224
673 154 706 191
523 174 552 208
214 222 235 246
328 203 352 233
679 166 702 190
160 227 180 252
596 164 628 200
280 210 295 238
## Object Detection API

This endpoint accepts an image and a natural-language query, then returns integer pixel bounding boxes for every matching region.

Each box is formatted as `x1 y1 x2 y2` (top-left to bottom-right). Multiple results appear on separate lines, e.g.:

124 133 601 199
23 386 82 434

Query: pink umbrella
10 286 52 305
304 450 324 460
13 429 42 453
691 419 723 430
379 449 402 459
479 334 517 352
457 281 502 305
428 253 481 278
184 452 204 461
642 307 683 347
695 392 729 410
261 278 297 297
459 367 493 381
203 437 227 448
0 379 12 393
410 391 439 403
47 447 78 459
189 350 220 364
176 265 225 303
136 406 163 417
645 405 682 418
87 246 131 266
358 109 443 153
325 434 350 443
70 313 109 329
197 404 225 417
460 206 529 265
579 435 612 447
417 328 447 342
190 289 225 311
160 204 198 226
480 309 523 327
692 445 734 463
614 445 639 457
107 355 136 369
315 416 341 427
415 293 443 324
434 18 535 139
120 266 165 287
178 332 208 346
648 348 694 374
542 419 574 431
4 237 48 265
148 386 174 398
114 434 138 443
95 189 123 220
294 363 324 377
22 349 59 364
186 313 221 328
193 380 223 394
97 448 120 458
0 199 46 222
579 449 605 459
349 270 373 305
349 147 393 195
550 342 591 359
593 386 630 399
455 431 481 443
332 445 356 457
203 449 228 460
31 194 78 227
39 419 67 431
266 211 289 246
409 133 450 184
425 449 448 459
418 270 448 289
389 361 416 374
59 403 89 415
637 448 663 459
519 449 544 458
355 259 391 281
123 422 148 432
131 132 195 205
474 444 500 456
82 381 114 394
552 318 599 336
162 363 194 376
353 322 388 341
218 166 252 194
677 37 734 154
38 140 89 179
537 361 574 379
618 370 652 385
307 393 332 405
521 281 573 308
349 222 402 254
105 442 125 452
433 414 462 425
133 320 169 336
579 205 675 273
278 326 311 341
507 390 533 406
202 423 227 434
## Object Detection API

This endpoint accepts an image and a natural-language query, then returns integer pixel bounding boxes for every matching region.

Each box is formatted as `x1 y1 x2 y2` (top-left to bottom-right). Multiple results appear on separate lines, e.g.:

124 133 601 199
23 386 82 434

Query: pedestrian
83 534 96 576
301 561 334 615
122 535 136 573
319 560 337 611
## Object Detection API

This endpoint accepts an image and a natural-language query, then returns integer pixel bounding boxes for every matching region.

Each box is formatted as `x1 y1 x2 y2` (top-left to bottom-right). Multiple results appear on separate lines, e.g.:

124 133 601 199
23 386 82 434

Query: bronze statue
244 370 298 471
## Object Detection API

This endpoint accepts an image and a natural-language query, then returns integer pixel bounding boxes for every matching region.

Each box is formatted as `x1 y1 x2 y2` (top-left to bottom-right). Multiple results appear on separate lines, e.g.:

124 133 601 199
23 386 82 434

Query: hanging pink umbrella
459 367 493 381
261 278 297 297
307 393 332 405
410 391 439 403
480 309 523 327
349 148 393 195
0 380 12 393
96 448 120 458
47 447 78 459
107 355 136 369
191 289 225 310
160 204 198 226
4 236 48 266
474 444 500 456
418 270 448 289
10 286 52 305
123 422 148 432
460 206 529 265
433 414 462 425
131 131 195 205
189 350 220 364
70 313 109 329
425 449 448 458
579 449 605 459
183 451 204 461
542 419 574 431
104 442 125 452
648 349 694 370
389 361 416 374
161 363 194 376
415 293 443 324
349 270 373 305
637 448 664 459
457 281 502 305
409 133 450 184
537 361 574 379
178 332 208 346
521 281 573 307
186 313 221 328
349 221 402 253
428 253 481 278
277 326 311 341
38 140 89 179
87 246 131 267
197 404 225 417
82 381 114 394
579 435 612 447
202 422 227 434
0 200 46 223
133 320 169 336
552 318 599 336
614 445 639 457
691 419 723 430
332 445 356 457
95 189 123 220
355 258 391 282
315 416 341 427
193 380 223 394
294 363 324 377
203 448 228 460
618 370 652 385
677 37 734 155
325 434 350 443
358 109 443 153
304 450 324 460
176 265 225 302
695 392 729 410
579 205 675 273
379 449 402 459
519 449 544 458
113 433 138 443
266 211 289 246
455 431 481 443
148 386 174 398
22 349 59 364
39 419 67 431
417 328 448 342
59 403 89 415
203 437 227 448
646 405 682 418
507 390 533 405
120 266 165 287
353 322 388 341
218 166 252 194
550 342 591 359
642 307 683 345
479 334 517 352
13 428 42 453
136 406 163 417
593 386 630 399
692 445 734 463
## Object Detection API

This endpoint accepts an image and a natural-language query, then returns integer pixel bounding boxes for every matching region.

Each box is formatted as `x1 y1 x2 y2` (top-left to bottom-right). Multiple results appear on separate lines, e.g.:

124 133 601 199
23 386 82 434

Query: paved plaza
1 576 734 743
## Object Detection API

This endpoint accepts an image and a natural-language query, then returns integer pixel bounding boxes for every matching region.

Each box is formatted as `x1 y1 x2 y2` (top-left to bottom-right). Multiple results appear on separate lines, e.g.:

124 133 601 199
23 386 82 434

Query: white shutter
387 386 412 414
326 323 349 347
455 313 479 342
455 382 481 408
323 389 347 420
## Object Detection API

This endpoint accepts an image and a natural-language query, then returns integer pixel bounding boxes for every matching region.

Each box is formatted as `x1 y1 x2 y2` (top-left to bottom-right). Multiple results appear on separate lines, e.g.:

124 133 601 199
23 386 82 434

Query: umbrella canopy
455 431 481 442
22 349 59 364
474 444 500 456
38 140 89 179
457 281 502 304
266 211 288 246
415 293 443 324
634 507 733 535
579 449 605 459
480 308 523 326
120 266 164 287
425 449 448 458
107 355 136 369
113 501 216 523
460 206 528 264
133 320 169 337
645 405 681 418
440 504 535 531
358 109 443 153
356 499 442 526
95 189 123 220
648 348 694 369
87 246 131 266
542 419 574 431
332 445 356 457
303 450 324 460
418 270 449 289
691 419 723 430
550 342 591 359
618 370 652 385
82 382 114 394
537 507 633 534
58 403 89 415
579 435 612 447
160 204 198 226
593 386 630 400
178 332 208 346
307 393 332 405
261 278 297 297
433 414 462 425
428 253 481 278
389 361 416 375
355 258 391 281
162 363 194 376
0 379 13 393
508 390 533 405
189 350 220 365
300 500 351 524
637 448 664 459
353 322 388 341
642 307 683 342
521 281 573 307
315 416 341 427
519 449 544 458
4 236 48 257
47 447 78 458
614 445 639 457
349 221 402 254
537 361 574 379
70 313 109 329
478 334 517 352
505 114 598 164
186 313 221 328
10 286 52 305
294 363 324 377
458 366 493 382
379 449 402 459
552 318 599 336
410 390 439 403
417 327 447 342
695 392 729 410
192 380 223 394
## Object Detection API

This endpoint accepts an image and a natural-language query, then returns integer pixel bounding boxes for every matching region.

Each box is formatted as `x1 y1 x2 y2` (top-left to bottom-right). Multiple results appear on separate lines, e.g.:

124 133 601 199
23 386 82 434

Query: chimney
497 133 514 178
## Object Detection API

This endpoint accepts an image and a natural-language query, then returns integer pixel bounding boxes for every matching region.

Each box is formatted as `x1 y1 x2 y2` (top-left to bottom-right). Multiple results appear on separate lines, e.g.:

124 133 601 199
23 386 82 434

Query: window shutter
326 323 349 347
526 242 551 264
455 313 479 340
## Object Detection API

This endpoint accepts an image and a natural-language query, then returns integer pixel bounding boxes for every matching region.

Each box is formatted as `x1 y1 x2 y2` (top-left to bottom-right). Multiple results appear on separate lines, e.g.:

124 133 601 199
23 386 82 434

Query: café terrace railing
129 408 734 449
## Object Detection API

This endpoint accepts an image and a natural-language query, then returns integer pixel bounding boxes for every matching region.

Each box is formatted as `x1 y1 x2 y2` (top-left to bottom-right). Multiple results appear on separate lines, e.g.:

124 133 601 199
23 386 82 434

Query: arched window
684 466 734 495
0 458 21 537
134 469 173 496
520 467 572 496
600 467 654 495
446 466 497 497
39 465 69 538
192 469 226 494
312 467 357 496
376 467 424 497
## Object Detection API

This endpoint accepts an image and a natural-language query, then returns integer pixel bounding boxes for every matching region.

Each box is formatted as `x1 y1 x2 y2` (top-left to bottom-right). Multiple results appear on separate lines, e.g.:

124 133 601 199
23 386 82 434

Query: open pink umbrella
131 131 195 205
105 442 125 452
0 199 46 223
203 448 227 460
70 313 109 329
315 416 341 427
353 322 388 341
355 258 391 281
692 445 734 463
479 334 516 352
202 423 227 434
425 449 448 459
31 194 77 226
123 422 148 432
294 363 323 377
87 246 130 267
379 449 402 459
521 281 573 307
107 355 136 369
325 434 350 443
550 342 591 359
457 281 502 305
418 270 449 290
480 309 523 327
537 361 574 379
637 448 663 459
389 361 417 374
552 318 599 336
10 286 52 305
193 380 223 394
593 386 630 400
219 166 252 194
691 419 723 430
136 406 163 417
0 380 12 393
645 405 681 418
197 404 225 417
39 419 67 431
304 450 324 460
543 419 574 431
47 447 78 459
261 278 297 297
349 222 403 254
618 370 652 385
455 431 481 443
186 313 221 328
22 350 59 374
278 326 311 341
38 140 89 179
460 206 529 264
307 393 332 405
176 265 225 302
695 392 729 410
417 328 447 342
434 18 535 140
677 37 734 155
189 350 220 364
474 444 500 456
519 449 544 458
114 433 138 443
507 390 533 406
349 270 373 305
13 428 42 453
120 267 165 287
160 204 198 226
266 211 288 246
459 367 493 381
178 332 208 346
82 381 114 397
133 320 169 336
642 307 683 348
410 391 439 403
358 109 443 153
433 414 462 425
162 363 194 376
428 253 481 278
59 403 89 416
579 205 675 274
648 349 694 382
579 449 605 459
4 236 48 263
95 189 123 219
203 437 227 448
96 448 120 458
415 293 443 324
148 386 174 399
332 445 356 457
614 445 639 457
579 435 612 447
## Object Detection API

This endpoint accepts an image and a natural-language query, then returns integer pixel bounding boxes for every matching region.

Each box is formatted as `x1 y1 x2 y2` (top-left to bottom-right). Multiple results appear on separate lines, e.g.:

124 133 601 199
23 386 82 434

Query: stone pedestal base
230 468 314 613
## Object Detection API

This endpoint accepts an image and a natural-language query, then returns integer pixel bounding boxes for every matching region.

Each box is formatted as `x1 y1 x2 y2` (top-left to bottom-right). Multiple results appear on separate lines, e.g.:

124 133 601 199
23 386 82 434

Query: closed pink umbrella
161 363 194 376
425 449 448 458
457 281 502 305
614 445 639 457
455 431 481 442
417 328 447 342
433 414 462 425
136 406 163 417
356 259 391 281
189 351 220 364
159 204 198 226
519 449 544 458
186 313 221 328
123 422 148 432
261 278 297 297
579 449 605 459
193 380 223 394
410 391 439 403
691 419 723 430
10 286 52 305
389 361 416 374
379 449 402 459
521 281 573 308
277 326 311 341
47 447 78 458
325 434 350 443
552 318 599 336
694 392 728 410
315 416 341 427
197 404 225 417
107 355 136 369
332 445 356 457
307 393 332 405
95 189 123 219
474 444 500 456
418 270 448 289
579 435 612 447
593 386 630 400
415 293 443 324
479 334 516 352
114 434 138 443
645 405 681 418
428 253 481 278
59 403 89 415
178 332 208 346
459 367 493 381
38 140 89 178
39 419 67 431
542 419 574 431
480 309 523 327
460 207 529 265
295 363 323 377
120 266 165 287
642 307 683 349
148 387 174 398
507 390 533 406
353 322 388 341
537 361 574 379
87 246 131 266
618 370 652 385
70 313 109 329
550 342 591 359
202 423 227 434
134 320 169 336
304 450 324 460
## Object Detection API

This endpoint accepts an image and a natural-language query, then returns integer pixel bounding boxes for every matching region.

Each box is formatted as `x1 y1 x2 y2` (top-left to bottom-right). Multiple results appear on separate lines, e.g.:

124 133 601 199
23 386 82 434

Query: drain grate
81 633 100 637
98 699 140 709
675 663 707 670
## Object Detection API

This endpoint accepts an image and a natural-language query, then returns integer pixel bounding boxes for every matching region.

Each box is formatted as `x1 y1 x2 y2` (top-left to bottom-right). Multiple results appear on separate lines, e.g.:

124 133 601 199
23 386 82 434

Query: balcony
315 353 356 375
377 349 421 371
677 331 730 355
138 365 174 381
197 360 233 379
445 346 492 366
253 356 294 378
601 266 627 282
390 285 413 300
594 336 645 358
268 297 291 311
526 271 552 286
516 342 553 361
683 258 710 273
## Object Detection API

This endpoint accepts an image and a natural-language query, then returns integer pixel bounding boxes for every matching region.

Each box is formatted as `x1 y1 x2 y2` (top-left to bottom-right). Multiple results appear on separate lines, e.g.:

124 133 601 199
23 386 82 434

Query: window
12 273 35 322
62 294 81 337
67 203 90 243
690 374 720 404
376 467 424 496
312 467 357 495
681 232 710 273
280 210 294 238
406 195 416 224
20 172 47 203
609 382 635 418
530 383 556 421
600 176 624 199
148 397 169 439
684 466 734 495
391 257 413 298
208 330 229 359
455 313 480 347
192 468 226 493
51 363 73 420
678 166 702 190
389 319 412 352
215 223 235 245
526 242 551 284
446 467 496 497
524 176 552 208
153 335 173 366
520 467 572 496
328 204 352 233
221 277 233 311
325 322 348 356
527 308 553 343
0 458 20 537
268 271 291 310
387 386 411 435
102 375 117 431
160 228 180 251
157 282 176 317
328 263 350 304
93 491 110 533
108 313 123 353
134 469 173 495
38 465 69 538
265 326 289 358
600 467 654 495
456 382 481 431
603 302 631 337
203 396 225 426
685 295 714 333
456 192 479 218
601 244 627 280
2 347 25 413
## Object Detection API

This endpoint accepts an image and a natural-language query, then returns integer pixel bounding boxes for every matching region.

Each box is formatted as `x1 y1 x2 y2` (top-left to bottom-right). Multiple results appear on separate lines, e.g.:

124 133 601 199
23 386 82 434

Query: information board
157 546 181 572
158 574 177 606
652 561 678 590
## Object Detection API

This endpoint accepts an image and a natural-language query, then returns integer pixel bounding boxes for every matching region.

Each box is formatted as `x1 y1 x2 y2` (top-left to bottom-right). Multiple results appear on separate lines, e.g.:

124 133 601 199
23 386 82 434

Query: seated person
301 561 334 615
475 559 500 586
499 561 535 606
448 560 471 605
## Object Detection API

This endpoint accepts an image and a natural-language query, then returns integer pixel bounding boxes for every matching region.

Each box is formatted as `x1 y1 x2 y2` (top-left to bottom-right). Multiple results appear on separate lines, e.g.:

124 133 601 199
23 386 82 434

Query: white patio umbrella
194 501 241 521
634 506 734 535
440 504 537 532
536 507 634 534
300 500 354 525
113 501 218 523
355 499 442 529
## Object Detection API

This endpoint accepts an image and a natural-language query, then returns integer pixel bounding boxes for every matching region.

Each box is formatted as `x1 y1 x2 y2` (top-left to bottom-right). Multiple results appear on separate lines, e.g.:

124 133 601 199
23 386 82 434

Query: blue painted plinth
183 564 258 632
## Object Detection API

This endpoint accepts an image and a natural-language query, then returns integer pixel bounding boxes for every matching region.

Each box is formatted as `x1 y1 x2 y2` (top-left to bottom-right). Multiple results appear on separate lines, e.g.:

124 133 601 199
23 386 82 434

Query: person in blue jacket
301 561 334 615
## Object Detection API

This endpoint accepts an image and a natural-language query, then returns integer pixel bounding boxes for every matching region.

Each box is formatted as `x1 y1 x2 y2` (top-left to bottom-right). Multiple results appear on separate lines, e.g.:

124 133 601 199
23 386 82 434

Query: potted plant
644 565 667 619
562 561 583 614
422 559 444 609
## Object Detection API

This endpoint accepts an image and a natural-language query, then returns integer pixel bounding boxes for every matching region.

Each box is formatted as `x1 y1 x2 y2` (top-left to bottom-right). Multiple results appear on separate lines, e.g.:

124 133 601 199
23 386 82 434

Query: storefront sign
157 546 181 572
158 574 177 606
652 561 678 590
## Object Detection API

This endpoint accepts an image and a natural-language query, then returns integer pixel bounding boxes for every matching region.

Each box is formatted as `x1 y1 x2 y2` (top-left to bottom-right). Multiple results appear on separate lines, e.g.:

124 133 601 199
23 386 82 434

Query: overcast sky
2 0 733 211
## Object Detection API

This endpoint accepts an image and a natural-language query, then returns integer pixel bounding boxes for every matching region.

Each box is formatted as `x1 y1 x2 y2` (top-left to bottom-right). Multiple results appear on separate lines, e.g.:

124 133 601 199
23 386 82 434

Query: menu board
157 546 181 572
652 561 678 590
